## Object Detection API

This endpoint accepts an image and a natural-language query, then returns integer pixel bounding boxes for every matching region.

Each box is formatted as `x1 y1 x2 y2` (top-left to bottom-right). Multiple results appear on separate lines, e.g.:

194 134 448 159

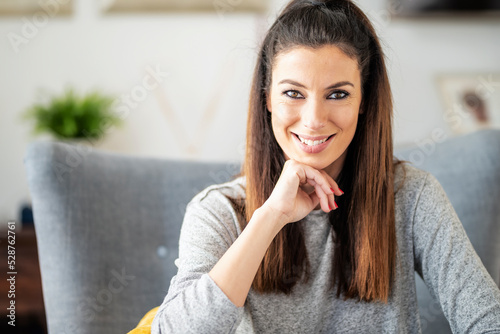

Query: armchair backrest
25 141 237 333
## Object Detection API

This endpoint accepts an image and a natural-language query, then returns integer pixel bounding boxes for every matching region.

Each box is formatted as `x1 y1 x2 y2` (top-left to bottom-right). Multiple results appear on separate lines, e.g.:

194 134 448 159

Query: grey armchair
24 129 500 334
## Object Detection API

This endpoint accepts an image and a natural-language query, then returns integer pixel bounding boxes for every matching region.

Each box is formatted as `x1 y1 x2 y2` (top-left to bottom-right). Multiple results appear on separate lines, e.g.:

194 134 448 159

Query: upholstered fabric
24 129 500 334
25 142 236 334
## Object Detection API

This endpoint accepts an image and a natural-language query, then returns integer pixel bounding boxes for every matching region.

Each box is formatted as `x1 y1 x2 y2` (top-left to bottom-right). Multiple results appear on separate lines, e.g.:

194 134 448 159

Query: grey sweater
151 164 500 333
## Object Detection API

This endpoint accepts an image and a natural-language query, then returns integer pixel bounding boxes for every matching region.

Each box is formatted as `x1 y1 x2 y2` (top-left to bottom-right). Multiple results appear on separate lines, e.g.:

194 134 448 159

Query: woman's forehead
271 45 361 87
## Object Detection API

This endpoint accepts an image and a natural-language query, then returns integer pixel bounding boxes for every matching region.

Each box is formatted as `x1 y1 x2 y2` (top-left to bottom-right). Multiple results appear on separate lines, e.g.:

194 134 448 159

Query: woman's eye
284 90 303 99
329 91 349 99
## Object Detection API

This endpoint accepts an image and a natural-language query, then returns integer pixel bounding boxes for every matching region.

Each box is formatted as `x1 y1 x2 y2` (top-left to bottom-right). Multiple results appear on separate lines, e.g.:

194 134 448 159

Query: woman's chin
289 155 332 171
286 151 344 178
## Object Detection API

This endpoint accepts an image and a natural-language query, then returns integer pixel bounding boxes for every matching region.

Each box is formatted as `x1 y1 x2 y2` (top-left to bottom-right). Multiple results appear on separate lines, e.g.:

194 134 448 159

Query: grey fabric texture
151 162 500 334
396 129 500 333
24 141 236 334
24 129 500 333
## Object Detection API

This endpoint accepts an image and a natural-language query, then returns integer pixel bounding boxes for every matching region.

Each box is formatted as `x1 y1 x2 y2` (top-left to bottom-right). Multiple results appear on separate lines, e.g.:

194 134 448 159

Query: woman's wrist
254 204 290 233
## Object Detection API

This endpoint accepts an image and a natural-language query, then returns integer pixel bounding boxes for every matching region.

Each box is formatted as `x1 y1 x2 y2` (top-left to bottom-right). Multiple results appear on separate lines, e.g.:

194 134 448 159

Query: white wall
1 0 499 223
361 0 500 146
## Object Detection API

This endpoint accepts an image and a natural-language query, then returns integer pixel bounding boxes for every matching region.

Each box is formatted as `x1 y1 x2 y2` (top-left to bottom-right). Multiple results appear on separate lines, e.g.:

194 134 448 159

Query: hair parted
242 0 398 302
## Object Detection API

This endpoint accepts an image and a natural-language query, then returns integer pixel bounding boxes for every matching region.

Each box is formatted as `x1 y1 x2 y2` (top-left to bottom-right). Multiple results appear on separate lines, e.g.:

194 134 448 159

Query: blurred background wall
1 0 499 224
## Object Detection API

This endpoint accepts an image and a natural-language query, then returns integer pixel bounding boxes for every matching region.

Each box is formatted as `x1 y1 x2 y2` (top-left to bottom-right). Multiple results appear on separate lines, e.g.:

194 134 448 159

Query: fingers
313 183 331 212
317 170 343 212
318 169 344 196
301 166 334 197
308 191 321 210
281 159 344 214
298 163 343 213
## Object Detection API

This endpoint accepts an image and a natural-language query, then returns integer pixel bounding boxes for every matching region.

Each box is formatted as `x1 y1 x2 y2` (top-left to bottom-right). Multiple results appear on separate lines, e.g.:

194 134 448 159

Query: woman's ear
266 91 272 113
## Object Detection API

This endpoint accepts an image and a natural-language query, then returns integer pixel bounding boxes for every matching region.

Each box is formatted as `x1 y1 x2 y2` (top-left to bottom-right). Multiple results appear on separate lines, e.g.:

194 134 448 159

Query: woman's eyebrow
277 79 354 89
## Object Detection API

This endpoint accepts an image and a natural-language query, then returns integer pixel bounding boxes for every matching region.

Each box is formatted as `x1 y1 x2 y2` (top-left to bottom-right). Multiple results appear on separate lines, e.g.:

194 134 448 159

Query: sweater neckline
308 209 329 216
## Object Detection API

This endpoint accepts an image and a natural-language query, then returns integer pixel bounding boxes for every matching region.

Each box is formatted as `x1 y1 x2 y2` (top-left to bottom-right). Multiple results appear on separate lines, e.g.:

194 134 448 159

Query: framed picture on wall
101 0 268 13
0 0 72 15
436 73 500 135
390 0 500 17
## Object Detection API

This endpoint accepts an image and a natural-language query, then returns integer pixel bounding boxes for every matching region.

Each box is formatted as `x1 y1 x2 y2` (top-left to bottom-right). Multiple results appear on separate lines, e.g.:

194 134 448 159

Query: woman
152 0 500 332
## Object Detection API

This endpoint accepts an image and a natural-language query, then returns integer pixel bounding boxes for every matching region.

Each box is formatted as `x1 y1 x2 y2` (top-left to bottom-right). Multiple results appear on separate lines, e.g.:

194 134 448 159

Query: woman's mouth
292 133 335 154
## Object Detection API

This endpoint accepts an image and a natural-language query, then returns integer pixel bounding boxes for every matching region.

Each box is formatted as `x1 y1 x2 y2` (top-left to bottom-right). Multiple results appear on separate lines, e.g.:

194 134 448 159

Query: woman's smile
291 132 336 154
266 44 362 179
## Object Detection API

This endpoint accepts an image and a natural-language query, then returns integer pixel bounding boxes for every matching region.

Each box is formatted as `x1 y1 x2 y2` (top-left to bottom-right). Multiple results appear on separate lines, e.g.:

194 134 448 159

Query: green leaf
22 87 122 140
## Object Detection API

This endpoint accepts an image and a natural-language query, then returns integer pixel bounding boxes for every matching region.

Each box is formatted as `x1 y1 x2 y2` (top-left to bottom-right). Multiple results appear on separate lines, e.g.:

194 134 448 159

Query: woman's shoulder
187 175 246 216
394 162 446 206
179 177 247 261
394 162 432 191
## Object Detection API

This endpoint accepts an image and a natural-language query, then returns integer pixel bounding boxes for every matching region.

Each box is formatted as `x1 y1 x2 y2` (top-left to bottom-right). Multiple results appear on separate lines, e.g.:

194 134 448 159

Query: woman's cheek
275 103 301 123
333 105 359 127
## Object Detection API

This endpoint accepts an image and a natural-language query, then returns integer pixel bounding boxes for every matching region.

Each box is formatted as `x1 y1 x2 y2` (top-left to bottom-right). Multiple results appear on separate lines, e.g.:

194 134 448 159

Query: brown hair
243 0 397 302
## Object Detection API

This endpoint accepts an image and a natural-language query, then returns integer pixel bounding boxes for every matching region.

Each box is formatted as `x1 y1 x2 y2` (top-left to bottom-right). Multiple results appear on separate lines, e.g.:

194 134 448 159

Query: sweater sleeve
151 190 245 334
413 173 500 334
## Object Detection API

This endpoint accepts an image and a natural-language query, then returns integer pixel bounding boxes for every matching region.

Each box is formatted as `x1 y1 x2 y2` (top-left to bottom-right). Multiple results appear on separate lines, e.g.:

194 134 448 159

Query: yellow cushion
127 306 160 334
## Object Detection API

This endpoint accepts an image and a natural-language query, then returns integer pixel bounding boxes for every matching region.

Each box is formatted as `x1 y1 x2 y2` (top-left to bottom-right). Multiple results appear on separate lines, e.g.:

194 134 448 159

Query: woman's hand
209 159 342 308
261 159 343 228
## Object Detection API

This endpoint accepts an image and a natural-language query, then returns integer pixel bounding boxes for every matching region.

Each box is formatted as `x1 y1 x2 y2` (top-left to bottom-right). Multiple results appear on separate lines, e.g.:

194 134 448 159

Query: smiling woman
267 45 362 178
240 0 398 303
150 1 500 333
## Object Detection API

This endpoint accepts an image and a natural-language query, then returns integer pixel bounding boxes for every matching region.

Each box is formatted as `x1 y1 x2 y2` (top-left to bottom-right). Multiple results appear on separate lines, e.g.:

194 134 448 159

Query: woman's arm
151 192 252 334
413 173 500 333
151 160 341 333
210 159 342 307
208 205 286 307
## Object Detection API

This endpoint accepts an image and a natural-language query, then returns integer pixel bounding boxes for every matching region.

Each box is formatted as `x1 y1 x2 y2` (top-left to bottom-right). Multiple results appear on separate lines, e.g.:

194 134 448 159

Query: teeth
298 136 328 146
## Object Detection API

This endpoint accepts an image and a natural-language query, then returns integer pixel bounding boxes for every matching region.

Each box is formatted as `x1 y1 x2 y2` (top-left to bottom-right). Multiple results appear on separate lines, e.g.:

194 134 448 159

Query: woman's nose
302 100 327 130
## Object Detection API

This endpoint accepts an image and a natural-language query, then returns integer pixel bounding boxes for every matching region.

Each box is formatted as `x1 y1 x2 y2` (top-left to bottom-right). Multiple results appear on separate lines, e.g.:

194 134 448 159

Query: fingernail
330 187 334 193
339 188 344 195
328 205 332 211
334 201 338 209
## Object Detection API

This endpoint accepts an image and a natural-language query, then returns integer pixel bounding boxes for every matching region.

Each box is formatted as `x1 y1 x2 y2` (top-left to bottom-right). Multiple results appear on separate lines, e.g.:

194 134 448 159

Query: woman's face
266 44 362 179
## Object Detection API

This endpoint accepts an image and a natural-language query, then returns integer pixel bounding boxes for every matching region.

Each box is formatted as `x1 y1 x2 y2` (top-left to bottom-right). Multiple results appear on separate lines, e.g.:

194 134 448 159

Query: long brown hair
243 0 397 302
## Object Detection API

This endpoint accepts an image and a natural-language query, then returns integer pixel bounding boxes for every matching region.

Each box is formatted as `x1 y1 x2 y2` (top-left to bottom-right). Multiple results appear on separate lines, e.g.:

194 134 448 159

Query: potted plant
22 87 122 145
